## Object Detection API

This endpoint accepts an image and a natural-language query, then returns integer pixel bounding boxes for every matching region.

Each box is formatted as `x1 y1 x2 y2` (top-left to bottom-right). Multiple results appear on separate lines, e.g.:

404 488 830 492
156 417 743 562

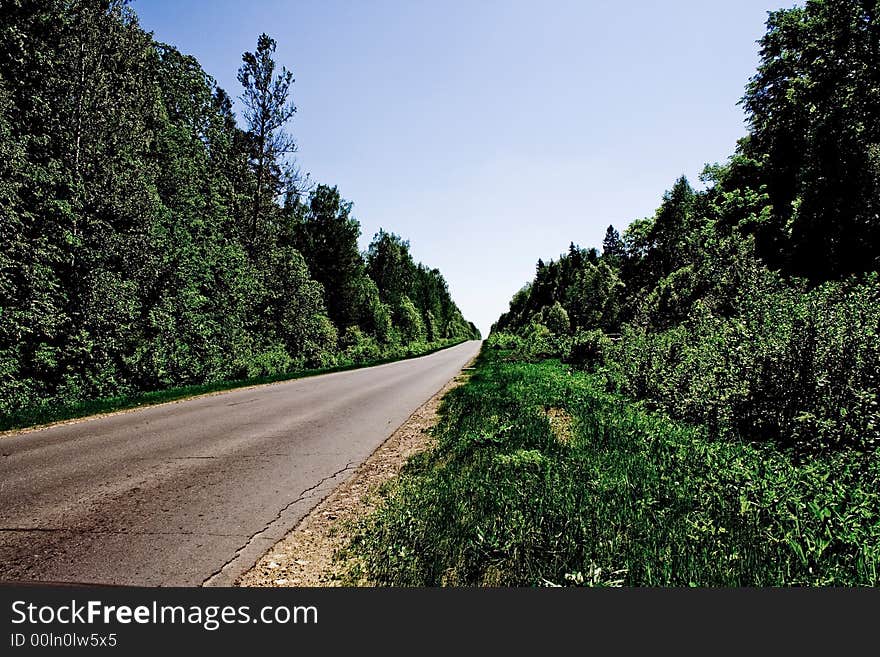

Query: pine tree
237 33 298 251
602 225 625 266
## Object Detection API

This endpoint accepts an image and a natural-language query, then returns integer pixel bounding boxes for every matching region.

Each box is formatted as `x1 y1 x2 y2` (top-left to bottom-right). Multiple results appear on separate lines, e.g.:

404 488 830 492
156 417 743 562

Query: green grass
0 339 470 434
347 345 880 586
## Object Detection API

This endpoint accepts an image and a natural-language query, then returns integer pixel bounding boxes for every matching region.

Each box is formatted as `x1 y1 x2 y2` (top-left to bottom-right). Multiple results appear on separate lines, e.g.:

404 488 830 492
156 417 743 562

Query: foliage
293 184 364 329
565 328 612 371
367 229 479 342
0 1 477 421
741 0 880 279
604 275 880 452
340 326 382 364
394 295 427 345
488 2 880 453
542 301 570 336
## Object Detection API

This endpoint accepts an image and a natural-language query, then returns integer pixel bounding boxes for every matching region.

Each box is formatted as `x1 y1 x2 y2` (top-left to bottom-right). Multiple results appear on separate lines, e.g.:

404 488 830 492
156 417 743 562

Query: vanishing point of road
0 340 481 586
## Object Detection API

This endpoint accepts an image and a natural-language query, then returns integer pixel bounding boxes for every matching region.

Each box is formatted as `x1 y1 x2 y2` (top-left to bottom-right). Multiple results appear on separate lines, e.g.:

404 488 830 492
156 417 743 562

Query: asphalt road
0 340 481 586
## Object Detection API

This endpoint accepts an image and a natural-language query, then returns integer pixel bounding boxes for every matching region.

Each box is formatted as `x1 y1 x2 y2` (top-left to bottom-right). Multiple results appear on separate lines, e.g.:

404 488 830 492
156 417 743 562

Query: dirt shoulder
235 364 474 587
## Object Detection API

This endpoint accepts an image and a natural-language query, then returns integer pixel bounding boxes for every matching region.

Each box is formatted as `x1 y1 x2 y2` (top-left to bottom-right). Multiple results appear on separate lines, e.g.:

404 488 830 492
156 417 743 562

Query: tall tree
237 33 298 250
295 185 365 330
602 225 625 267
741 0 880 279
646 176 697 279
366 230 416 307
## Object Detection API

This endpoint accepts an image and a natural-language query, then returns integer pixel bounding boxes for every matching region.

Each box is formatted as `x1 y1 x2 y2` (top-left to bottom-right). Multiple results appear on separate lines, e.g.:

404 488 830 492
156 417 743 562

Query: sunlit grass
348 346 880 586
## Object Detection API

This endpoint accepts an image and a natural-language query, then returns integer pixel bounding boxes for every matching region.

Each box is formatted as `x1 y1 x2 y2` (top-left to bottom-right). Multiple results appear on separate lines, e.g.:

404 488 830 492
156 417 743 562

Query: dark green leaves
0 3 476 419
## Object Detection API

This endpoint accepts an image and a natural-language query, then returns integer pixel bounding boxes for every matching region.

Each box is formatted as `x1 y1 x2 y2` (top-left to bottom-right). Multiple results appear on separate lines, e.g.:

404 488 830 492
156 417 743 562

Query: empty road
0 340 481 586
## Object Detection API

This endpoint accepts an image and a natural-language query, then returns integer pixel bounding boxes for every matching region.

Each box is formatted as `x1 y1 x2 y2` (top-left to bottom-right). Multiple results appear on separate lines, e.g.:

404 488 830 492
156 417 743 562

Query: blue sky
135 0 787 336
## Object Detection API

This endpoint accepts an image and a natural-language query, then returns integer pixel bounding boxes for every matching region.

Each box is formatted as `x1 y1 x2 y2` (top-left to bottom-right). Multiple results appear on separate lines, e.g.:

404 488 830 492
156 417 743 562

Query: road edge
234 352 478 587
1 340 477 440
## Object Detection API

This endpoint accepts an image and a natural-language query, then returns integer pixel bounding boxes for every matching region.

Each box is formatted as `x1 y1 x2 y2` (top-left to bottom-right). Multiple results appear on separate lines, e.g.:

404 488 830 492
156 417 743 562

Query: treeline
0 1 478 417
492 0 880 454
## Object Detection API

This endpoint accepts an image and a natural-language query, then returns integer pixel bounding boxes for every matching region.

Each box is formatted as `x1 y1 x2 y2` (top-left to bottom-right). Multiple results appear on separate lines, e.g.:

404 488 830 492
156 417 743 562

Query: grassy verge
346 345 880 586
0 339 470 434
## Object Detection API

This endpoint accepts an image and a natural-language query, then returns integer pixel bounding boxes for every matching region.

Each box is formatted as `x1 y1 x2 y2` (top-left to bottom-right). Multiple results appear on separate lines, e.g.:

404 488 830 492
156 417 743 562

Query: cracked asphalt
0 340 481 586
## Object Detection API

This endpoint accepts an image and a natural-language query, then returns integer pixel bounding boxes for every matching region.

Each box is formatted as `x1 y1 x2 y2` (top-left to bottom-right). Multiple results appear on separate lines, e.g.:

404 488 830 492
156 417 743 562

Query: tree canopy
0 1 478 416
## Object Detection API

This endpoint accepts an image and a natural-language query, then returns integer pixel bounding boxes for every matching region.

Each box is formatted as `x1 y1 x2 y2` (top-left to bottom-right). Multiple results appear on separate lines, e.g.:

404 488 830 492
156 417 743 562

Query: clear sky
134 0 788 336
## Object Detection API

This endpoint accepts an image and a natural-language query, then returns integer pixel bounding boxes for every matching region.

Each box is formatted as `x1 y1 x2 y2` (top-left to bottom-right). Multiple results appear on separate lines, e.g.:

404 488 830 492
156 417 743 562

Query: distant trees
366 230 416 308
601 225 625 267
644 176 697 279
0 1 478 417
365 229 476 343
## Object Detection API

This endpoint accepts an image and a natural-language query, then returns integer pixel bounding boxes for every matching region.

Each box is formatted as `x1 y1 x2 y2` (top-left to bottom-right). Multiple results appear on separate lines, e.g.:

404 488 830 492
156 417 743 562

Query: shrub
247 344 294 378
522 322 565 361
602 275 880 451
485 331 524 351
543 301 571 336
565 328 612 370
395 295 426 344
340 326 382 364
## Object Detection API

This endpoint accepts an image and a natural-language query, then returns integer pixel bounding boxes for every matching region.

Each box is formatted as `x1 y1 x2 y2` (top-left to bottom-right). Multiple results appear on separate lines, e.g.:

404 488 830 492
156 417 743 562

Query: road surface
0 340 481 586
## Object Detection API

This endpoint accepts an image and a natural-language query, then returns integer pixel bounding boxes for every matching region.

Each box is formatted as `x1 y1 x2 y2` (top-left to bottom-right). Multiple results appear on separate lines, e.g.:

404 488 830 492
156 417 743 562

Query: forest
491 0 880 454
0 1 479 424
350 0 880 585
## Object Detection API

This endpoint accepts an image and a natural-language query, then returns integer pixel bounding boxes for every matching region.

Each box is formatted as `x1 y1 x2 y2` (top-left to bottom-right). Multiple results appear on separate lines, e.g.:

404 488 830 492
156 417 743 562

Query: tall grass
348 347 880 586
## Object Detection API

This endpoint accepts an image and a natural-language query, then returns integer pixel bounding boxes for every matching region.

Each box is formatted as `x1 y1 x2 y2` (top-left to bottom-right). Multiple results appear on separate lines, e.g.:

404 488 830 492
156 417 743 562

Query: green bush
543 301 571 336
395 296 427 345
522 322 569 361
247 344 294 378
340 326 382 364
565 328 612 370
485 331 524 351
297 313 339 369
602 275 880 451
